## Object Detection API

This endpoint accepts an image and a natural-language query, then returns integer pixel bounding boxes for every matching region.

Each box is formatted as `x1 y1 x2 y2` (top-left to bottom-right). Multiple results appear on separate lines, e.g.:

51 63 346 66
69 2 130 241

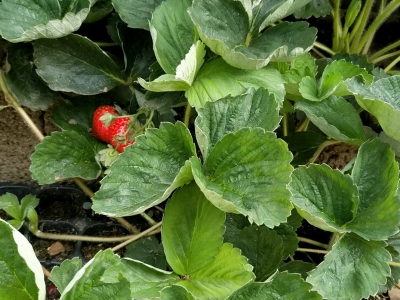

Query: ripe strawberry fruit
91 105 118 143
108 116 137 152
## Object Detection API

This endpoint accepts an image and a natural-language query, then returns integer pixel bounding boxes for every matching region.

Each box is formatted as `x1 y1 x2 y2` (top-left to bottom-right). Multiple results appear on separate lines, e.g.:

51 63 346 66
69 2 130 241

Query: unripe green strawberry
91 105 118 143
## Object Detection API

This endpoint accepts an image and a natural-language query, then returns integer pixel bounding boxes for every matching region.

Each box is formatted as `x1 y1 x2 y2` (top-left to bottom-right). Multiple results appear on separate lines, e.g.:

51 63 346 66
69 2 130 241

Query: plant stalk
389 261 400 267
328 232 341 251
184 103 192 128
298 237 329 249
0 72 45 141
308 140 341 164
332 0 343 51
42 265 51 278
369 39 400 61
371 49 400 64
296 118 310 132
34 229 159 243
350 0 375 53
313 41 336 56
111 221 163 252
296 248 329 254
282 113 288 137
384 54 400 72
357 0 400 54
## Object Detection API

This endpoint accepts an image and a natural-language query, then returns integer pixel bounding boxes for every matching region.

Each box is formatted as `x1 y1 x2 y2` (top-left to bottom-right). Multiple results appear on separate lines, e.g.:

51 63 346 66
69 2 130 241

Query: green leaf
386 228 400 289
176 243 255 300
289 164 358 232
379 131 400 158
124 236 166 270
294 0 332 18
273 223 300 259
112 0 164 30
162 182 225 275
30 131 102 184
345 139 400 240
278 261 315 280
224 225 284 281
346 75 400 142
187 58 285 108
300 59 373 102
60 250 131 300
284 53 318 100
138 41 206 92
106 15 156 81
0 193 39 230
282 131 327 153
319 60 373 97
20 194 39 218
298 76 319 101
50 258 83 294
282 131 328 165
161 182 254 299
0 0 95 42
160 285 196 300
92 122 196 217
104 258 179 298
227 272 322 300
295 95 366 145
34 34 125 95
189 0 316 70
0 193 22 221
139 90 186 115
51 100 97 133
307 233 391 300
191 128 293 227
84 0 113 23
4 43 57 111
0 219 46 300
150 0 197 75
195 87 280 160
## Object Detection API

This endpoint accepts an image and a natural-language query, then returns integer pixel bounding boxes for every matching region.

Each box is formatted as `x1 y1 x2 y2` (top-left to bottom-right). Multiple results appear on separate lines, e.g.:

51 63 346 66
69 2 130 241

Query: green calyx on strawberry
95 145 119 167
92 105 154 153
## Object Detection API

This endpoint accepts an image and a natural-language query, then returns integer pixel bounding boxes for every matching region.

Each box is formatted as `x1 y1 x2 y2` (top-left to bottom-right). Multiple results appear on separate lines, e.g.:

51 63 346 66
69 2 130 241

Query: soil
316 143 359 169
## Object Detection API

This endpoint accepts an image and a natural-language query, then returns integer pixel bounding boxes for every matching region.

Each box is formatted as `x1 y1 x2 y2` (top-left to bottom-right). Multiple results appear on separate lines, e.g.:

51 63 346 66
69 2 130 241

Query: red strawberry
91 105 118 143
108 116 137 152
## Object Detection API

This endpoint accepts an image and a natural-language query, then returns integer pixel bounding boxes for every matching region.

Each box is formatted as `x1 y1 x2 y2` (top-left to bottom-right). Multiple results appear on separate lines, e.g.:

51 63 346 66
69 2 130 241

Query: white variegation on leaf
0 0 96 42
138 41 206 92
189 0 316 70
346 75 400 142
187 58 285 108
0 219 46 300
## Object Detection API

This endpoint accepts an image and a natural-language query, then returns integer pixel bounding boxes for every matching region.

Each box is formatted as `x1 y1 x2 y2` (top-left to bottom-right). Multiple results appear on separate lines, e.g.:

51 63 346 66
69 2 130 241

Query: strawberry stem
32 224 161 243
0 71 45 141
184 104 192 128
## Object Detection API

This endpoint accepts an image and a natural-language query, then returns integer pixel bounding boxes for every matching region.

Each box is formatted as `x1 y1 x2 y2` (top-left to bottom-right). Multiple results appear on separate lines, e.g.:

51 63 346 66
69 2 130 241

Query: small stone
47 241 65 256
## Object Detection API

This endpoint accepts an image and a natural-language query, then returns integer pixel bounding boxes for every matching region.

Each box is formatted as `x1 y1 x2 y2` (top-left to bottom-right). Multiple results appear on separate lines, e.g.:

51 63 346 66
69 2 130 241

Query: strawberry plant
0 0 400 300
